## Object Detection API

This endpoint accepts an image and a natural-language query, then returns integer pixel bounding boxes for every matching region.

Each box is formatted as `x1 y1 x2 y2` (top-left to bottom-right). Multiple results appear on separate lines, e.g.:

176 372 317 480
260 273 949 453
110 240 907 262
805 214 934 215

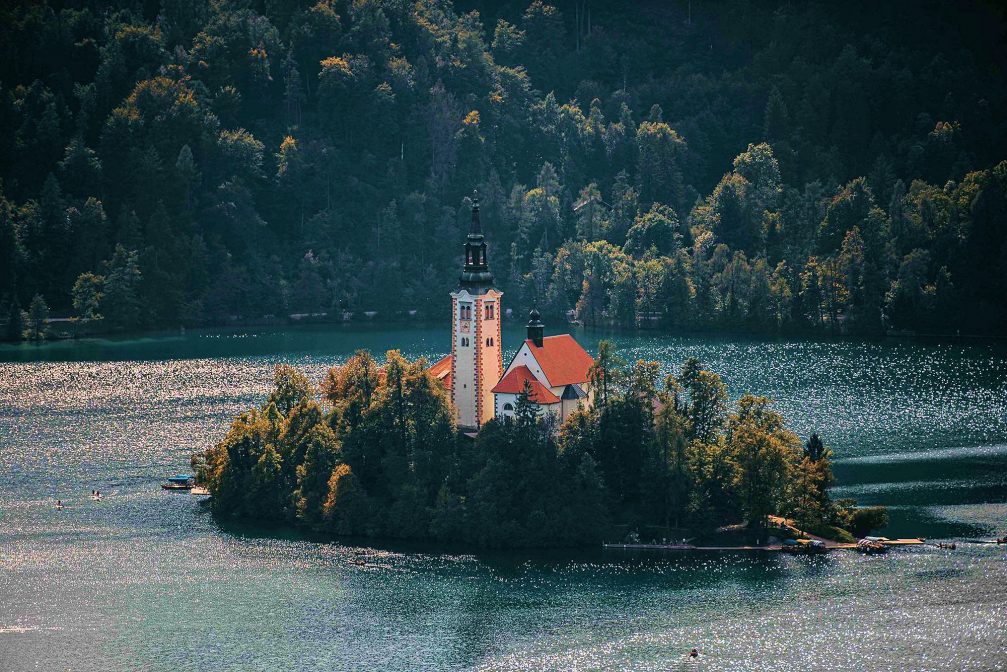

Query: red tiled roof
524 334 594 387
429 354 452 390
491 365 561 404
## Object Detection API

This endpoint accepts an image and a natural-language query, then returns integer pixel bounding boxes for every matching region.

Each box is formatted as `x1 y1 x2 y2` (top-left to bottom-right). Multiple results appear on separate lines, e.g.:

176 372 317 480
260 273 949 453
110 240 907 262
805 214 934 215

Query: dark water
2 325 1006 671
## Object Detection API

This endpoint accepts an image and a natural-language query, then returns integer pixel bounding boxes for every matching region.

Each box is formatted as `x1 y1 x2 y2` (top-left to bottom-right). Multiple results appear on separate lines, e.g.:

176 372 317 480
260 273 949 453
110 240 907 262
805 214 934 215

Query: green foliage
218 128 265 180
679 358 727 443
830 498 891 538
624 203 681 258
4 299 24 342
849 506 890 538
0 1 1003 336
294 424 341 527
806 523 856 544
102 245 142 331
727 395 800 527
588 339 625 406
833 501 890 540
24 294 49 341
323 463 369 535
72 272 104 319
268 364 314 416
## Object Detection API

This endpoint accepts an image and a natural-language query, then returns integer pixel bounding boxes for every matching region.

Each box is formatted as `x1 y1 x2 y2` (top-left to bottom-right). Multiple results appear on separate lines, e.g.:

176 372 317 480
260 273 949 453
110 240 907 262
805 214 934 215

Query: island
193 346 887 549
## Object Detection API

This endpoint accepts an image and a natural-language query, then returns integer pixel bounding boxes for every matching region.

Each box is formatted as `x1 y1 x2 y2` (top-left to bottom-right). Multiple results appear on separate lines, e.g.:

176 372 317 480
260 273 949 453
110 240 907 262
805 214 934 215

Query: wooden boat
162 475 195 490
782 538 828 555
798 538 828 554
857 538 888 554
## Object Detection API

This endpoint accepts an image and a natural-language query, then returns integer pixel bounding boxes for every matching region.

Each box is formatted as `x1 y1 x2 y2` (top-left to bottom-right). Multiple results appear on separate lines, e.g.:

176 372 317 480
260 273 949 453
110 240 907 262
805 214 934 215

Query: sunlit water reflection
2 326 1006 670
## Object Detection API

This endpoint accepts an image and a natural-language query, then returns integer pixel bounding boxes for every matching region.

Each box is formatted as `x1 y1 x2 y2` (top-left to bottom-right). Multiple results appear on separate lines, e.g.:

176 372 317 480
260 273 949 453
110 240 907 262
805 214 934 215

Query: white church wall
505 342 553 388
494 393 559 421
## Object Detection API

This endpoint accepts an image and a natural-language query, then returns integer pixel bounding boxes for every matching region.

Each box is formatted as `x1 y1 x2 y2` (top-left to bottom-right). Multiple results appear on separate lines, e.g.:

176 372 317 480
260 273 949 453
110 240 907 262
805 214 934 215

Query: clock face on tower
461 322 470 333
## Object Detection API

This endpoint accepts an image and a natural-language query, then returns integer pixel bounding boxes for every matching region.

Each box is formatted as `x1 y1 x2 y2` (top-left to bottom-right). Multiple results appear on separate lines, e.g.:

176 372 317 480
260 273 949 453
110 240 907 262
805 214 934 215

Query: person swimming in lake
56 499 62 509
689 648 699 659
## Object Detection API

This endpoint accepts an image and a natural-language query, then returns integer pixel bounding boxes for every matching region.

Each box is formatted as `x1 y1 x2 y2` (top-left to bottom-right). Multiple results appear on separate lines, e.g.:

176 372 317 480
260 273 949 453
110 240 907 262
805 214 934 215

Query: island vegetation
2 0 1007 341
193 344 887 548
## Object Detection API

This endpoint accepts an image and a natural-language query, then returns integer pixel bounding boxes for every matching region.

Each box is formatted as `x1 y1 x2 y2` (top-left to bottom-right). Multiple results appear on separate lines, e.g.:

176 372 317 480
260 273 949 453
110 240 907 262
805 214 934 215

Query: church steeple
449 189 502 430
460 190 493 292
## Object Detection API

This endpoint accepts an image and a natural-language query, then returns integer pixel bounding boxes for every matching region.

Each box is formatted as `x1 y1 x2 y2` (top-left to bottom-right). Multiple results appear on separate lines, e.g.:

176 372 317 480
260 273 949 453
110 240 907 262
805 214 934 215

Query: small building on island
492 309 594 424
430 192 594 430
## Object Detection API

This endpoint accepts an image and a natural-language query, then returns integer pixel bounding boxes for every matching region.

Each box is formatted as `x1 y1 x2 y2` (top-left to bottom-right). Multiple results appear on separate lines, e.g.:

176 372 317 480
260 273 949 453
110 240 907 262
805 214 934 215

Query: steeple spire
469 190 482 236
460 190 493 292
527 308 544 347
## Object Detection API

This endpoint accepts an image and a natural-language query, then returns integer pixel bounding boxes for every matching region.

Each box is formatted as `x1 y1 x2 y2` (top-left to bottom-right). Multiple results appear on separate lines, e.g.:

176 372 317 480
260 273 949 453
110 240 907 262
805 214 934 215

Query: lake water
2 325 1006 671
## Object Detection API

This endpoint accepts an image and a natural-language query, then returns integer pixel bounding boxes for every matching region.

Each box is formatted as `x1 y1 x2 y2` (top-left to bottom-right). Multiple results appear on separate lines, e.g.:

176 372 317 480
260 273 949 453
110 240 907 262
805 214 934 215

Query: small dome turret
527 308 544 347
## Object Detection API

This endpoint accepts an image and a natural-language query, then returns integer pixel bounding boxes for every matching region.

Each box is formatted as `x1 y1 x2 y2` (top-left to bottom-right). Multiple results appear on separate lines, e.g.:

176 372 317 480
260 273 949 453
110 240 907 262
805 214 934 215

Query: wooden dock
603 538 926 553
604 516 930 553
879 538 926 546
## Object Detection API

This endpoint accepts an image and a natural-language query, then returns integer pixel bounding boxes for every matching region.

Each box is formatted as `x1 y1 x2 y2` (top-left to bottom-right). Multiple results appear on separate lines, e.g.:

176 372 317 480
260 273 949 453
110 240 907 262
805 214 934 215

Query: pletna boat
798 538 828 554
781 539 801 554
162 475 195 490
857 538 888 555
782 538 828 555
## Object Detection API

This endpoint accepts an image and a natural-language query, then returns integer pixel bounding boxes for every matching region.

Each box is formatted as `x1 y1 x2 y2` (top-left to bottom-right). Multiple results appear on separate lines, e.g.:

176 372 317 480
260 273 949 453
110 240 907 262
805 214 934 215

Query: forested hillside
2 0 1006 337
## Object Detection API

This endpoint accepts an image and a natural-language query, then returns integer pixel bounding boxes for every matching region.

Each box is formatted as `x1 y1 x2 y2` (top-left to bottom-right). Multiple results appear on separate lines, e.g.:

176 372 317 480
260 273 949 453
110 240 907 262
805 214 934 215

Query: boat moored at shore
161 475 194 491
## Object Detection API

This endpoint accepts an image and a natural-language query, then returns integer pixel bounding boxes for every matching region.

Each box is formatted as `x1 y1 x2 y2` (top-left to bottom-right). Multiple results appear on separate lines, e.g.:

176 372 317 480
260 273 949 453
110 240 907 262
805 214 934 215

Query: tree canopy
1 0 1006 338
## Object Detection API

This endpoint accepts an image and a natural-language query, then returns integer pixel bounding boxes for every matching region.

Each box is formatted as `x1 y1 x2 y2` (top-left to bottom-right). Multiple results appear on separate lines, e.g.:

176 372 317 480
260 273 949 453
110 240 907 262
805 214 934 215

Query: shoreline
4 319 1005 353
4 312 1006 348
602 539 927 553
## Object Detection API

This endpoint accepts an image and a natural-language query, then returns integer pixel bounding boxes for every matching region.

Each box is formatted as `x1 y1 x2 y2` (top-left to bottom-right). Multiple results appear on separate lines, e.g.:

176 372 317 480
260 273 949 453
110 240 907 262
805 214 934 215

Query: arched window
503 403 514 411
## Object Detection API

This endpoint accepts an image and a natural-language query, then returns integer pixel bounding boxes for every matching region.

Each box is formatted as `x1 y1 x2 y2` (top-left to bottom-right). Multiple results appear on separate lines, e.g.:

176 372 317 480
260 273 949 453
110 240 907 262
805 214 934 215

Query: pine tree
588 339 625 408
71 272 104 319
25 294 49 341
102 245 143 331
283 51 305 129
763 86 789 143
4 299 23 342
323 464 369 535
295 424 341 528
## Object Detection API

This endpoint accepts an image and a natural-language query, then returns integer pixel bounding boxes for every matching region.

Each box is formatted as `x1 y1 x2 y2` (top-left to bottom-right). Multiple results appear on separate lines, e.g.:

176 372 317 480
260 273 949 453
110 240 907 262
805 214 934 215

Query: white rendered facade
493 339 592 424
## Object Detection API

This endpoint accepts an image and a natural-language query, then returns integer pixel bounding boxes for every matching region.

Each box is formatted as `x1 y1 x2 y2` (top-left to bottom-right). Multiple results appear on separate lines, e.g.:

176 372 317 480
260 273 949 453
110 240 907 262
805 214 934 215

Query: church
429 193 595 430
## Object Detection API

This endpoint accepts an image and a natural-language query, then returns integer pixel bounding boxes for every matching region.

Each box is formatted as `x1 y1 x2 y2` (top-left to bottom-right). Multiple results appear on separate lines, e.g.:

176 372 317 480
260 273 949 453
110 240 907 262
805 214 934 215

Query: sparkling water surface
2 325 1006 671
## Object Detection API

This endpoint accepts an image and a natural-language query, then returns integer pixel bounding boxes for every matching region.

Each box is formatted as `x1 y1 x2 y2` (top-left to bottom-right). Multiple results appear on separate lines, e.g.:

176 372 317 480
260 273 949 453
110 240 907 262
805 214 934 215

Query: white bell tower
450 192 502 430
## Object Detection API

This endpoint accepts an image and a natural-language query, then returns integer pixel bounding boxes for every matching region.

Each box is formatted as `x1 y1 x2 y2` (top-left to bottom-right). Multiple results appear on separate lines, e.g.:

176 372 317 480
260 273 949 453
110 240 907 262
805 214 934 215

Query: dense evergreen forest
2 0 1006 338
195 350 887 547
